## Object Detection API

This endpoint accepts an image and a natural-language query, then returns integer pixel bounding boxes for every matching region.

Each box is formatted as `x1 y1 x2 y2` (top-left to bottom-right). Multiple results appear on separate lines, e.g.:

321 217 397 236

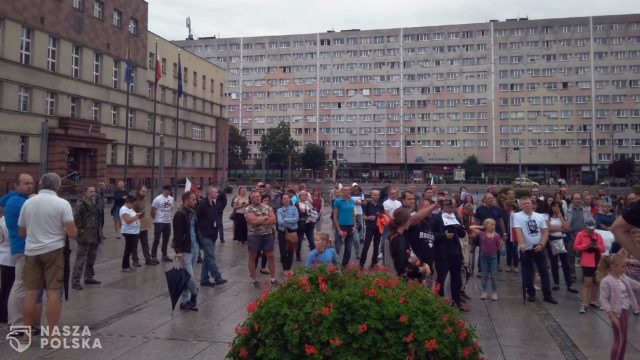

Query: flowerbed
227 264 482 359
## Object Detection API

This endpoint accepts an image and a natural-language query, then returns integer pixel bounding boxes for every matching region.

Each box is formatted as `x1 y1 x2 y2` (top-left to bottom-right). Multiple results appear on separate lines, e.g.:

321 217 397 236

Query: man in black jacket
195 186 228 287
173 191 200 312
433 199 468 311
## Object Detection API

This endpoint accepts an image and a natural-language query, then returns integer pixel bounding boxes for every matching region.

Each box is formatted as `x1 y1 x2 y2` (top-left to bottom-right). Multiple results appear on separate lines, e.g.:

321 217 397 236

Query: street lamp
512 145 522 177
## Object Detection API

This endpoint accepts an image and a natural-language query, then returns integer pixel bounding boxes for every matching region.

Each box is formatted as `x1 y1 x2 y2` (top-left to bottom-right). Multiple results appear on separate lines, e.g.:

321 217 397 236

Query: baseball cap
584 219 596 230
352 182 358 187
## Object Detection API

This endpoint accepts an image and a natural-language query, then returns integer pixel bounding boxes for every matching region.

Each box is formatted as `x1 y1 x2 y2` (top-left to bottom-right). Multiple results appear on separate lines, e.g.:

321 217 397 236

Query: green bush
227 265 483 360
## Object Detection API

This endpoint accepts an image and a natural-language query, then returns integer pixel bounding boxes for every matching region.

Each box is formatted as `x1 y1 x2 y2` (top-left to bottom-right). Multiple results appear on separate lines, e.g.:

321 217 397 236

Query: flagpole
151 40 159 200
123 32 131 187
173 52 181 198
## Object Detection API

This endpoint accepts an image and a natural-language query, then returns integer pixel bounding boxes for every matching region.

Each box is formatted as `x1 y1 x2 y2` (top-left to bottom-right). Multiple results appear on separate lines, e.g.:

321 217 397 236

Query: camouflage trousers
72 242 99 285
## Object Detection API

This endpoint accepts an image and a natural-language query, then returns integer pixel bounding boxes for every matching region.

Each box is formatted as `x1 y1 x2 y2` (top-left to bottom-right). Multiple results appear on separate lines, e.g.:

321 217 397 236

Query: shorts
582 266 596 278
112 206 122 222
248 234 275 254
23 248 65 291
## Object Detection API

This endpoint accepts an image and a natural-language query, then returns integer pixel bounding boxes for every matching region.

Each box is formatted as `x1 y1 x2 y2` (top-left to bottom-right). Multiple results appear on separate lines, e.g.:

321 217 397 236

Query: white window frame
113 9 122 27
112 60 119 88
71 45 81 78
73 0 83 10
93 53 101 84
91 101 99 122
45 92 55 116
20 26 31 65
93 1 103 19
47 36 57 72
111 106 118 126
18 86 29 112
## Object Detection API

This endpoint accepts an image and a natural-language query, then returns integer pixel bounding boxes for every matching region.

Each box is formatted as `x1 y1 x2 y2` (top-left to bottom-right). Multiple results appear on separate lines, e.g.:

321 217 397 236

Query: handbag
549 238 567 255
285 228 298 251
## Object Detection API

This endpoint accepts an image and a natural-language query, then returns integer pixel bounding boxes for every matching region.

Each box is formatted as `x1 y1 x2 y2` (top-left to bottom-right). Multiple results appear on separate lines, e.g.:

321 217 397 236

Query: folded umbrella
519 250 528 305
165 258 190 316
64 236 71 301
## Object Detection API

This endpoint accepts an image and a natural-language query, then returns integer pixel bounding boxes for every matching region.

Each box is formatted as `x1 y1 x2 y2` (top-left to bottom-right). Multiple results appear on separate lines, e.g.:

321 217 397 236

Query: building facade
0 0 227 193
176 14 640 181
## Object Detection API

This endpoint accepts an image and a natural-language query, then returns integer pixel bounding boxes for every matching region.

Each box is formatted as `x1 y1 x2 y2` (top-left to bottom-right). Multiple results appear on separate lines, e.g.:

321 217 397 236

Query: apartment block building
0 0 227 193
176 14 640 181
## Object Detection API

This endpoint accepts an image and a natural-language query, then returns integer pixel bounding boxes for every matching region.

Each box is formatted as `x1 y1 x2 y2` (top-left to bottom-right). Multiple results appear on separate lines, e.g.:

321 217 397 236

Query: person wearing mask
71 186 102 290
360 190 384 268
277 194 298 275
514 196 558 304
151 185 174 263
195 186 227 288
0 173 34 334
173 191 201 311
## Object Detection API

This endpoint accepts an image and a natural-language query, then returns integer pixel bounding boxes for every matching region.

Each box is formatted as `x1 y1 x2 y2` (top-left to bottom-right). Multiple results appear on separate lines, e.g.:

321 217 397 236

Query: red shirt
573 230 605 268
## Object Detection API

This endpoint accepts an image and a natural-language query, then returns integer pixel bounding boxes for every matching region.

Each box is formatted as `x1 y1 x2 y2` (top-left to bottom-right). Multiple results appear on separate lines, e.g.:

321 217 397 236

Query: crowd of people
1 173 640 357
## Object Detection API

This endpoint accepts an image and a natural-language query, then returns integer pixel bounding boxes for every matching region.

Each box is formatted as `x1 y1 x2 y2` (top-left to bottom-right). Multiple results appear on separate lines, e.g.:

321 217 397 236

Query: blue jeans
181 243 199 304
380 226 389 260
338 226 354 266
480 253 498 293
296 223 315 258
200 237 222 283
216 214 224 241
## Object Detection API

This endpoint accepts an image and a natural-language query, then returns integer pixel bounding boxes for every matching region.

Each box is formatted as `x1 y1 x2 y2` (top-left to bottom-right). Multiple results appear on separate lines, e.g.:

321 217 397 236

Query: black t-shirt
389 233 421 279
113 189 127 207
362 200 384 228
406 218 436 269
622 201 640 227
475 205 506 233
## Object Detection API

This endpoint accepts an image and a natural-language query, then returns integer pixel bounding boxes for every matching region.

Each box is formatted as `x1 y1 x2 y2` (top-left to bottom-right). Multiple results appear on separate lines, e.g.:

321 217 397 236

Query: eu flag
177 55 183 97
124 47 133 85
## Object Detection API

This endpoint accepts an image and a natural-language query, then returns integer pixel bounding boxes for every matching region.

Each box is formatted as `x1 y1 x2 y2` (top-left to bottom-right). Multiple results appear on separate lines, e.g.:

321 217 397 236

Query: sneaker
533 284 541 291
491 293 498 301
461 291 471 300
162 256 173 262
84 279 101 285
251 279 260 288
543 296 558 304
578 304 587 313
270 279 282 288
215 278 228 285
132 261 142 268
633 310 640 316
145 259 158 265
505 267 511 272
377 253 383 260
497 265 502 272
72 283 83 290
589 302 600 309
481 292 487 300
527 295 536 302
552 285 560 291
567 286 579 293
179 301 198 312
152 257 160 263
121 267 136 273
512 267 519 273
259 268 270 275
200 280 216 287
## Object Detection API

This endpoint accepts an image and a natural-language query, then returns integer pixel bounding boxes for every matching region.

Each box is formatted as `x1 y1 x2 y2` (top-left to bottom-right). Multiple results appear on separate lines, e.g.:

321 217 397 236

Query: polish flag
155 51 162 88
184 178 197 193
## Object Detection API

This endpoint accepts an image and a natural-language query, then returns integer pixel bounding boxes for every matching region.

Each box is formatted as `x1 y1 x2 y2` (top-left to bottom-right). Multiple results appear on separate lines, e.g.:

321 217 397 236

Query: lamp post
513 145 521 177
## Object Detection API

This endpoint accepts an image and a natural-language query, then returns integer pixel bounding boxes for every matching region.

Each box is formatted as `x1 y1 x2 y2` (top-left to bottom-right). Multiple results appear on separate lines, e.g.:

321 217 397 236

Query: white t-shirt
120 206 140 234
513 211 547 250
18 190 74 256
0 217 14 266
351 193 365 215
383 199 402 218
619 279 630 310
152 194 174 223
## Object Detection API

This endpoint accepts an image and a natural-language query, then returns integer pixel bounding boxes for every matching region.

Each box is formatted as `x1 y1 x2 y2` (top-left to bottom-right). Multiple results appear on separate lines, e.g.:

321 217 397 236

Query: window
71 45 81 78
93 1 103 20
20 26 31 65
127 109 135 128
47 36 57 72
112 60 119 88
113 9 122 27
91 102 100 121
45 92 55 116
18 86 29 112
192 124 203 140
129 18 138 35
93 53 101 84
19 136 28 162
70 97 79 117
111 106 118 126
73 0 82 10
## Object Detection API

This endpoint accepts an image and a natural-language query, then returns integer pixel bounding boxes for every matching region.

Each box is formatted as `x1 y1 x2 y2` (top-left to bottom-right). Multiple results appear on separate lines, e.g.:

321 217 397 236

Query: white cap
352 182 358 187
338 183 343 189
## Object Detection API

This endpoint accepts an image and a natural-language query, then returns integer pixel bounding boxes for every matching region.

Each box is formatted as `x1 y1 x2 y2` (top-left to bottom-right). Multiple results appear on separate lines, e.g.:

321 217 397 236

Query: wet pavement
1 202 639 359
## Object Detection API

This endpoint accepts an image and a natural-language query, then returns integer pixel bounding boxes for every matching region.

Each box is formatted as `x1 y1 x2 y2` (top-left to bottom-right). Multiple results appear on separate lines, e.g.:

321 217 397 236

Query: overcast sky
148 0 640 40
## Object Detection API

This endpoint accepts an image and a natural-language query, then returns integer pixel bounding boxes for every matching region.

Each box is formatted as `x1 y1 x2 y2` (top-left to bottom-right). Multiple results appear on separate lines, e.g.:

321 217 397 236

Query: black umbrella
63 236 71 301
165 259 190 316
519 250 528 305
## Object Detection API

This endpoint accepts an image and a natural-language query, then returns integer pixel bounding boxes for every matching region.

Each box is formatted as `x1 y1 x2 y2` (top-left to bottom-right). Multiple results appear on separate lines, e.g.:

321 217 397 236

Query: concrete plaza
1 202 639 359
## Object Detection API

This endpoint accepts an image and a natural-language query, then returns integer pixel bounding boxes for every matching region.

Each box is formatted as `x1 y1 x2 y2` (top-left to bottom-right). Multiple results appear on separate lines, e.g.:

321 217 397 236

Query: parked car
514 177 539 187
600 178 627 187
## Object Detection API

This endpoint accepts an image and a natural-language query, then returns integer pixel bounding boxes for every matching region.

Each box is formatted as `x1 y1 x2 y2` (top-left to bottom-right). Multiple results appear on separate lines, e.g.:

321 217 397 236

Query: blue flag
124 47 133 85
177 56 183 97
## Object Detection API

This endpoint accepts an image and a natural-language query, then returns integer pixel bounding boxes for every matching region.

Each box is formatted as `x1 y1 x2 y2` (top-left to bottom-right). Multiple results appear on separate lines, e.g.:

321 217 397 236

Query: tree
300 143 326 178
610 157 635 179
228 125 249 176
260 122 299 177
461 155 483 178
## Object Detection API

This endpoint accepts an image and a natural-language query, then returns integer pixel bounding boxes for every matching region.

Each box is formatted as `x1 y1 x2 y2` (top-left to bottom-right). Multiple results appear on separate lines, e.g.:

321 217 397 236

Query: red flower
424 338 438 352
320 306 332 316
327 264 338 273
358 322 368 333
462 346 473 358
254 322 259 332
239 347 248 358
398 297 406 304
246 301 258 314
260 289 270 303
293 323 298 329
234 326 239 335
473 340 480 350
329 337 341 346
240 326 249 338
305 344 318 356
432 282 441 294
319 282 327 293
443 314 450 323
406 350 416 360
459 329 467 340
404 332 414 343
458 319 466 328
399 315 408 322
444 327 452 334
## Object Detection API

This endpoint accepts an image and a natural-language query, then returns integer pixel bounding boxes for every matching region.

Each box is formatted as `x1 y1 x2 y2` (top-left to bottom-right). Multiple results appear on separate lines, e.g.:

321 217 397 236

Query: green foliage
260 122 300 176
461 155 483 178
229 126 249 171
227 265 482 360
610 158 635 178
301 144 327 173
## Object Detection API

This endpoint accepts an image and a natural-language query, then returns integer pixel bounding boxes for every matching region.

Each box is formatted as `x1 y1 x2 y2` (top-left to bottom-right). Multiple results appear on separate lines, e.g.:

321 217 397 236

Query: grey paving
1 202 639 359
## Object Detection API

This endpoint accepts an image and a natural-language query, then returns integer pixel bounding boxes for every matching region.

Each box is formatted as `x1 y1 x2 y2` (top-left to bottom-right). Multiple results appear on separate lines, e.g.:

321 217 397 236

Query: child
305 232 338 268
470 219 502 300
597 253 640 360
